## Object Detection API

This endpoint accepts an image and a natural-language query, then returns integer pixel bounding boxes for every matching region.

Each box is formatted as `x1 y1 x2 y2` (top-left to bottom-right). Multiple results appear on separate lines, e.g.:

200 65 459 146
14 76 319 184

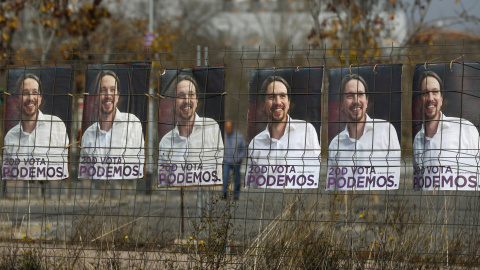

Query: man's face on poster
19 78 42 120
175 80 198 122
264 81 290 123
341 79 368 122
420 76 443 121
97 75 119 116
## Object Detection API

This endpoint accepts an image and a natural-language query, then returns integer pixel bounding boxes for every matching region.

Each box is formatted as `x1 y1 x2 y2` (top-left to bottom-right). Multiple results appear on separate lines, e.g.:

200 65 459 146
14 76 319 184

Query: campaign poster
245 67 323 189
157 66 225 188
2 66 74 181
412 63 480 191
78 62 150 180
326 65 402 191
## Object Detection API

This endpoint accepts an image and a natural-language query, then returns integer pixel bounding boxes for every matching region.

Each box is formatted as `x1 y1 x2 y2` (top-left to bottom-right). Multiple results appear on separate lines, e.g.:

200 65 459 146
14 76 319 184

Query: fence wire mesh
1 45 480 269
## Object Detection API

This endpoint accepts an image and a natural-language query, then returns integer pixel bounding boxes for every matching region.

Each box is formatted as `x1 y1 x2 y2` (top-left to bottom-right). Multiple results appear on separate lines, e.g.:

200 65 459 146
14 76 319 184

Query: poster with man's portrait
245 67 323 189
2 65 74 181
78 62 150 180
412 63 480 191
157 66 225 188
327 65 402 191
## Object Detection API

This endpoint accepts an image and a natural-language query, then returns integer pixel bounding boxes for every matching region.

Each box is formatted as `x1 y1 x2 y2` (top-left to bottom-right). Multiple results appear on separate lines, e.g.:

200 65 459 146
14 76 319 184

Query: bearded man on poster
80 70 145 179
413 71 479 185
245 76 321 189
3 73 69 180
327 74 400 190
158 75 224 187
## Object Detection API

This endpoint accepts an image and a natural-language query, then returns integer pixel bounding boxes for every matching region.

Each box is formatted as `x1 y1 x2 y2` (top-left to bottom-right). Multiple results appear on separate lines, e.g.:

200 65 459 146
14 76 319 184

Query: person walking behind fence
223 120 246 199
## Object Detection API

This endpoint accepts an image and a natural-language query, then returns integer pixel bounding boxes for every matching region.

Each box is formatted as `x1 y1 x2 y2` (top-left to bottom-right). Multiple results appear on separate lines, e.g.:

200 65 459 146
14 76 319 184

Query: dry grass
1 190 480 269
241 193 480 269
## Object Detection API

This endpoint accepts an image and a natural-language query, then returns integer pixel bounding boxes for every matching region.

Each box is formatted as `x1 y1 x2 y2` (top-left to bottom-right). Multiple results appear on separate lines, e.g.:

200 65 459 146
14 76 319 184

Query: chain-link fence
1 45 480 269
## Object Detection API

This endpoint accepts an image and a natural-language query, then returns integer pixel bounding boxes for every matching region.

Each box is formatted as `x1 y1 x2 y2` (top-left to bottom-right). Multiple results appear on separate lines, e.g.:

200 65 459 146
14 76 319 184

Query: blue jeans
223 163 241 198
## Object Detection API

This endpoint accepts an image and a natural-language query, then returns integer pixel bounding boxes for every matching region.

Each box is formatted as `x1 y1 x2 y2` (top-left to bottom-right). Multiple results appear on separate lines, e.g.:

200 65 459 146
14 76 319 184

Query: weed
185 192 241 269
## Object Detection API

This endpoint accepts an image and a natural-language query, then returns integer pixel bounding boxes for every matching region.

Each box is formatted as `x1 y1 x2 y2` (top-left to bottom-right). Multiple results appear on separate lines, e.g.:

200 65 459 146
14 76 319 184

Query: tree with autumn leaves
0 0 180 104
307 0 391 64
2 0 480 69
0 1 23 67
0 0 177 67
1 0 107 65
306 0 480 65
